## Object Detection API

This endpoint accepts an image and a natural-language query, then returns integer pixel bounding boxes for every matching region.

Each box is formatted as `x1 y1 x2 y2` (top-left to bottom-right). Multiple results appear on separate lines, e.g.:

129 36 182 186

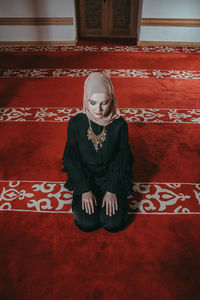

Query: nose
97 104 102 112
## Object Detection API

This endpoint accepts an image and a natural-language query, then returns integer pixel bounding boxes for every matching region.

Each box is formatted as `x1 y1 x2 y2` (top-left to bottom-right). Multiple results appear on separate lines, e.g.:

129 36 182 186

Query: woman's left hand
102 191 118 216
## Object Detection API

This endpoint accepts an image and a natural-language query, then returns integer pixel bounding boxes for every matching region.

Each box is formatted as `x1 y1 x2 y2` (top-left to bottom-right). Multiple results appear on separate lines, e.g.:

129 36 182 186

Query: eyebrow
89 99 109 103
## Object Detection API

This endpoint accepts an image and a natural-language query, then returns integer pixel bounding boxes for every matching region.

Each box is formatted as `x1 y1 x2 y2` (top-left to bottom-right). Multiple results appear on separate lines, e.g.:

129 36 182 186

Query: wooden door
78 0 107 38
77 0 139 38
107 0 138 38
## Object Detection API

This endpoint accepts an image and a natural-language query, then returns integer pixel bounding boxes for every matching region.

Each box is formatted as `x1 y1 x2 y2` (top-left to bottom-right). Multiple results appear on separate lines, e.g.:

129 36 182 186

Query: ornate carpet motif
1 181 199 214
1 107 200 123
1 68 200 79
1 45 200 53
0 181 72 214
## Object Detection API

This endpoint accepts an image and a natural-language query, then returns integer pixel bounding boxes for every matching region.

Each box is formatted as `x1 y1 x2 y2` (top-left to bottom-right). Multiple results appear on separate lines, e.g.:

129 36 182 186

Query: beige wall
139 0 200 44
141 0 200 18
0 0 76 44
1 0 200 45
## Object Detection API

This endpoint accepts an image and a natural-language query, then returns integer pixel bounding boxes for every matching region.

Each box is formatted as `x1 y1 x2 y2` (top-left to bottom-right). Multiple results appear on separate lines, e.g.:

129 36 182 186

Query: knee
101 213 128 233
74 218 100 232
101 218 122 233
103 223 123 233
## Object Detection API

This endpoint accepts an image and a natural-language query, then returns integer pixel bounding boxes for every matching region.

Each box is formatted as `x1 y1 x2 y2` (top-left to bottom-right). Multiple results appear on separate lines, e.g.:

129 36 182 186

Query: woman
62 72 134 232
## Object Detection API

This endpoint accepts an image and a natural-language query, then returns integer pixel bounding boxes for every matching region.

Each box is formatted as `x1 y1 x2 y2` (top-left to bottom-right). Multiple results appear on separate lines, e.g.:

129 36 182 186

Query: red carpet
0 43 200 300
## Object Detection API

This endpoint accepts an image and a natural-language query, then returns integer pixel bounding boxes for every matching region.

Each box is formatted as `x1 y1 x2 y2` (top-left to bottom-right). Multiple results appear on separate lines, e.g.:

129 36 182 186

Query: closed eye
89 100 96 105
89 100 109 105
102 100 109 105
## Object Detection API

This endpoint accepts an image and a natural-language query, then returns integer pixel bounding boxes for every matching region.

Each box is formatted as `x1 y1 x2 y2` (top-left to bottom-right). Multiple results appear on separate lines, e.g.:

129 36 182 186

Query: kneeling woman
62 72 134 232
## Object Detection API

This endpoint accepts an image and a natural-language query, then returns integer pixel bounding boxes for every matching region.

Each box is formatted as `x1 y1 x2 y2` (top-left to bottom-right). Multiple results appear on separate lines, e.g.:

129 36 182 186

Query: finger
102 198 105 208
90 199 94 214
87 201 92 215
89 199 93 215
94 196 97 206
106 201 109 216
109 201 112 217
85 201 89 214
115 200 118 211
112 201 115 215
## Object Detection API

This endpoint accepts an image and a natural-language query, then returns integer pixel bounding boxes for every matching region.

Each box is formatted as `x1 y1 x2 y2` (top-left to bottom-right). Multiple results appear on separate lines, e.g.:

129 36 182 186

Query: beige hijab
83 72 121 126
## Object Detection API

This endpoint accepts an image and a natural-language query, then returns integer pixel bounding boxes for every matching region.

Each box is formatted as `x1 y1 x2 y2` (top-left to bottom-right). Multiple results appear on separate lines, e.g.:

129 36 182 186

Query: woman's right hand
82 191 97 215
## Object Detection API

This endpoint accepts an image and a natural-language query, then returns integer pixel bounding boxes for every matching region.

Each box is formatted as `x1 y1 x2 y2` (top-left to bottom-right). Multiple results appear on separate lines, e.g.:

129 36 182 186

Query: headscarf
83 72 121 126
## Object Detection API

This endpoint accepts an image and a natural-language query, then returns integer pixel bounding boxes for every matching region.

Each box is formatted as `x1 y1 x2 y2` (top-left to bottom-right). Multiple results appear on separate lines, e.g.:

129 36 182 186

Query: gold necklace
87 119 106 152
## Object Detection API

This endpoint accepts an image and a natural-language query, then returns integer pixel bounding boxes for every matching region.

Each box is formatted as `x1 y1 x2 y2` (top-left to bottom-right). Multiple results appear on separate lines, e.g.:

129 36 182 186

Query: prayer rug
0 42 200 300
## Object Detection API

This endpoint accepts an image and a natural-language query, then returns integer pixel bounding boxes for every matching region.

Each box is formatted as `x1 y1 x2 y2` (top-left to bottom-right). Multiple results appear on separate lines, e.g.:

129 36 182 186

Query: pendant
87 124 106 152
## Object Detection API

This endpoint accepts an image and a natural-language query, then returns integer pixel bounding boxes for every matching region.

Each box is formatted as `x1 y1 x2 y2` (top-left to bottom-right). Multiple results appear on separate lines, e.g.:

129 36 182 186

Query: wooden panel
0 18 73 26
78 0 107 37
108 0 131 36
141 18 200 27
107 0 139 38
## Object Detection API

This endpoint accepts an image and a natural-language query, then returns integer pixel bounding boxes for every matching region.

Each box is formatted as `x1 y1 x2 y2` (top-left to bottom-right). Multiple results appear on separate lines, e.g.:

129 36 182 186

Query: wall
139 0 200 44
0 0 76 44
1 0 200 45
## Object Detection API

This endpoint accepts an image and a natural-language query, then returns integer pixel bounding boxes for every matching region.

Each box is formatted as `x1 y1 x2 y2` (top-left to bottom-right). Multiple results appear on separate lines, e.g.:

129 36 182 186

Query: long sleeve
103 120 134 197
62 118 91 195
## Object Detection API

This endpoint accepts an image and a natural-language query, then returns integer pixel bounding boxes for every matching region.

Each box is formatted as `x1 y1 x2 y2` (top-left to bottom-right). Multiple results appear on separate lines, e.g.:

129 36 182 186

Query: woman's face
88 93 111 119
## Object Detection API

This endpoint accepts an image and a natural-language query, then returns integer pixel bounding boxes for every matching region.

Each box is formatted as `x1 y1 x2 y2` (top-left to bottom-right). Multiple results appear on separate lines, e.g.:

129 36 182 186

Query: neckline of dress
82 112 117 128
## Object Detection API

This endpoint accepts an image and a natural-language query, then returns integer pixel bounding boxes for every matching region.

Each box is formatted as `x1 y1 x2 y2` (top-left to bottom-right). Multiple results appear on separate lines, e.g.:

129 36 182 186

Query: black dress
62 112 134 232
